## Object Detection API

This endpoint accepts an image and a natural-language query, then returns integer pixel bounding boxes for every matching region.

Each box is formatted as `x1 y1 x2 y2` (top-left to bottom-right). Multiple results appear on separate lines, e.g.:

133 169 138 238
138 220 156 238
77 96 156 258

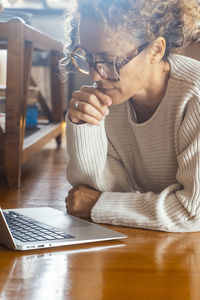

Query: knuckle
76 185 82 191
74 189 80 197
69 98 75 108
82 102 88 110
101 94 109 101
67 206 73 215
72 201 80 212
72 90 79 98
94 110 102 120
68 109 75 119
88 94 96 103
77 111 85 121
69 98 73 105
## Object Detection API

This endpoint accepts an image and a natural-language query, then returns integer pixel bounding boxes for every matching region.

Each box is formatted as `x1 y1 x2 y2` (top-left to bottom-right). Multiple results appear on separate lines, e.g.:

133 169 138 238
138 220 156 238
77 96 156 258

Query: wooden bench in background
0 17 67 189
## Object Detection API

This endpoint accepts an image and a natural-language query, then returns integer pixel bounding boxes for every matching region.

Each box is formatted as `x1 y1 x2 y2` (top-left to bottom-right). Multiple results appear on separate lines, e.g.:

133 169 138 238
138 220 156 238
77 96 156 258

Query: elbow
169 214 200 233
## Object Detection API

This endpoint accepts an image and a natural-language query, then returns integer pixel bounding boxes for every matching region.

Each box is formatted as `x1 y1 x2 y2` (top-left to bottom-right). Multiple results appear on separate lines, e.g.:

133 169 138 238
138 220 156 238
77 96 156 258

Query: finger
65 196 69 211
80 86 112 106
72 90 109 117
70 99 106 121
69 106 102 126
69 98 106 125
65 195 71 204
66 198 75 215
67 187 76 195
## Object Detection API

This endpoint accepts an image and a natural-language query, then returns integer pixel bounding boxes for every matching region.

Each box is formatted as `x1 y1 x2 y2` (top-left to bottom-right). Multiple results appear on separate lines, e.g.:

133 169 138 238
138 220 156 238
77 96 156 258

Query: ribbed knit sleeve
66 54 200 232
66 118 132 192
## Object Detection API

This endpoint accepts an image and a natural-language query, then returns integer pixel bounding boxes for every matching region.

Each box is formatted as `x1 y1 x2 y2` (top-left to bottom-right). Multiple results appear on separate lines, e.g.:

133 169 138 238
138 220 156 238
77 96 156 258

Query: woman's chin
99 86 127 105
110 94 127 106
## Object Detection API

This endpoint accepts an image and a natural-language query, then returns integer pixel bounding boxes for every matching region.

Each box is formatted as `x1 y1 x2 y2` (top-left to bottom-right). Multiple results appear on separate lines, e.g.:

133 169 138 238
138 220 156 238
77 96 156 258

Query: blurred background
0 0 69 39
0 0 91 110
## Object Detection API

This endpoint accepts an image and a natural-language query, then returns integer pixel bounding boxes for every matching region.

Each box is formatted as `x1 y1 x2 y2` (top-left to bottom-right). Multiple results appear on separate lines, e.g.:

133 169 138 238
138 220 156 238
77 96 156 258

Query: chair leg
56 134 62 148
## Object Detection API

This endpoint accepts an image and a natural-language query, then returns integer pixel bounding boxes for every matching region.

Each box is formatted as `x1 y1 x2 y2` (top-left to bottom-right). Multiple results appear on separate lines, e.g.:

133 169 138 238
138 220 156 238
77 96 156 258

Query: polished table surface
1 139 200 300
1 224 200 300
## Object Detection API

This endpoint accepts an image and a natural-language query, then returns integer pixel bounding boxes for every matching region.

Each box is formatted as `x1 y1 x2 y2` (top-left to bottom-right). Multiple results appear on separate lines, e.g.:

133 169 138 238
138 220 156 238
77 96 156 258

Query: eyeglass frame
69 41 149 82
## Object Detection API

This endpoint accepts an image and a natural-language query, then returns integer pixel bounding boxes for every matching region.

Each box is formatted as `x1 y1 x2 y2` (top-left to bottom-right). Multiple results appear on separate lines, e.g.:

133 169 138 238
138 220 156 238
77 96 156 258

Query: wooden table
1 132 200 300
1 211 200 299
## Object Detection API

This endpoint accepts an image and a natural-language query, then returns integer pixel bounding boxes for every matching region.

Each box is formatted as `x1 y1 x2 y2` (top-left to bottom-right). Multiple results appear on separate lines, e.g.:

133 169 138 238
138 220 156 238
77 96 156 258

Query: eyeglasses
70 42 148 82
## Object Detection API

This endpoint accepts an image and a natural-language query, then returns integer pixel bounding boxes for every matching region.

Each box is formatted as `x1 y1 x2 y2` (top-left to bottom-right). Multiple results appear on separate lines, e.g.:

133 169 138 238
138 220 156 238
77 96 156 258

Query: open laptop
0 207 127 251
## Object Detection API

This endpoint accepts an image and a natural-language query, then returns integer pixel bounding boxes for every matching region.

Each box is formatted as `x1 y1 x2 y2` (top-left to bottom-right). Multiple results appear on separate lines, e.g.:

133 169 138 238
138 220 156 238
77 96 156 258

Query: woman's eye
95 54 115 62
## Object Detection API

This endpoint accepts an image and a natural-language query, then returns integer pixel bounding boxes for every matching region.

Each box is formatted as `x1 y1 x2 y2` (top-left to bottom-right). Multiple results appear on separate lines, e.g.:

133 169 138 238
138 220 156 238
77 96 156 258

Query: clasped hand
65 185 101 218
68 85 112 125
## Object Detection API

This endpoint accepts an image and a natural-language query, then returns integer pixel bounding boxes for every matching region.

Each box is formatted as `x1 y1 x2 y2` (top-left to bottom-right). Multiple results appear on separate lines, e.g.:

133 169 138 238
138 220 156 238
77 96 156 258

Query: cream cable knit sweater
66 54 200 232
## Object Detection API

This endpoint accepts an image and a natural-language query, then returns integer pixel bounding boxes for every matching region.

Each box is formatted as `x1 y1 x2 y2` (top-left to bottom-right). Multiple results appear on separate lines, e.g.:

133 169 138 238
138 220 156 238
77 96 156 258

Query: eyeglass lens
72 48 90 74
73 47 119 80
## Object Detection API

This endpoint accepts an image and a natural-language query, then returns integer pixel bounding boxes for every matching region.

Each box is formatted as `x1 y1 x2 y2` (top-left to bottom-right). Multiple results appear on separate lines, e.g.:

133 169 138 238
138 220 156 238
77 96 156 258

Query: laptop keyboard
3 211 75 243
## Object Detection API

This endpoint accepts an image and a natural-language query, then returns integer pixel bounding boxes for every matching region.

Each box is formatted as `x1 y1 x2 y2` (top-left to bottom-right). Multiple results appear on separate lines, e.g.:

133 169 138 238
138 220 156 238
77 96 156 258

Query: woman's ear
150 37 166 64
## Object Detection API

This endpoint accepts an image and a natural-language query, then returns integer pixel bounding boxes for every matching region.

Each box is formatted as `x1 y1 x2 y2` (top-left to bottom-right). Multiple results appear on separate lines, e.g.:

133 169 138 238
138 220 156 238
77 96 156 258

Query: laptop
0 207 127 251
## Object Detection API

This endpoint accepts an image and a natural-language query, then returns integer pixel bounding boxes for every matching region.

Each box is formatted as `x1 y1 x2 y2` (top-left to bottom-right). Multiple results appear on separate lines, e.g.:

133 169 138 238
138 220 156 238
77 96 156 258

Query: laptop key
4 211 75 243
63 234 74 239
26 238 37 242
54 235 66 239
35 236 46 241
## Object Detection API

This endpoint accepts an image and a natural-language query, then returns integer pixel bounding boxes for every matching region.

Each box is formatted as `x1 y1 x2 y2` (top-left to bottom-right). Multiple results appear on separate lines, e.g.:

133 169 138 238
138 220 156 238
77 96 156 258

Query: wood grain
1 135 200 300
4 18 25 188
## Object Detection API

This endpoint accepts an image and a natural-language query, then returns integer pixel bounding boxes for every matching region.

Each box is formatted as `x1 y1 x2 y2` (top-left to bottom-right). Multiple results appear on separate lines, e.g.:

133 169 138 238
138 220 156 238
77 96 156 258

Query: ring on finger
74 101 80 110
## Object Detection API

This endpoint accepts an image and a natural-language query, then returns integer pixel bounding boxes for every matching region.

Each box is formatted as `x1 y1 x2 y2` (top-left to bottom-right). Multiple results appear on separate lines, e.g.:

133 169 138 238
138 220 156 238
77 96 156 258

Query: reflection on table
1 227 200 300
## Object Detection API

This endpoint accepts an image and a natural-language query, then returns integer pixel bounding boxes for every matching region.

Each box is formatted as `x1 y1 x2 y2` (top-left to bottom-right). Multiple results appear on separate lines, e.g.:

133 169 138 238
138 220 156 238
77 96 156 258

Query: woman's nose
90 68 103 82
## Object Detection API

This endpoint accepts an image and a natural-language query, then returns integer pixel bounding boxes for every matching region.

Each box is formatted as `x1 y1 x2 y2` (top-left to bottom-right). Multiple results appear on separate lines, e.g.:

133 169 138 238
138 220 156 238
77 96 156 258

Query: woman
64 0 200 232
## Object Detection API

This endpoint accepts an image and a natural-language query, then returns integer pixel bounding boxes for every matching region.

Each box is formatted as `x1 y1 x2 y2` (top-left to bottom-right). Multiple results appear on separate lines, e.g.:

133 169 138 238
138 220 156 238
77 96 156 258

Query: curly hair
60 0 200 73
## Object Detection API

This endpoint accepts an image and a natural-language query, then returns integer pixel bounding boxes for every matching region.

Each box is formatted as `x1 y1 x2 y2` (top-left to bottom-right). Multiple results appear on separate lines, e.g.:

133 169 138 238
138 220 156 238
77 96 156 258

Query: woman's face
79 18 153 105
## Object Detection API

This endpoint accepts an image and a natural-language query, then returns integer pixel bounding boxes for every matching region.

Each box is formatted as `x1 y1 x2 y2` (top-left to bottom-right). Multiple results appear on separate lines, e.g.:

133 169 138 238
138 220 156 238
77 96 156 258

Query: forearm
91 184 200 232
66 117 132 191
66 117 107 188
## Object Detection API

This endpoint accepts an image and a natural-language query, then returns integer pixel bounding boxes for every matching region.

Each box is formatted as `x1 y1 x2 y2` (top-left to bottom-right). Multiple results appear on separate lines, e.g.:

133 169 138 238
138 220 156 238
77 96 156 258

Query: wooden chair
0 18 67 188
